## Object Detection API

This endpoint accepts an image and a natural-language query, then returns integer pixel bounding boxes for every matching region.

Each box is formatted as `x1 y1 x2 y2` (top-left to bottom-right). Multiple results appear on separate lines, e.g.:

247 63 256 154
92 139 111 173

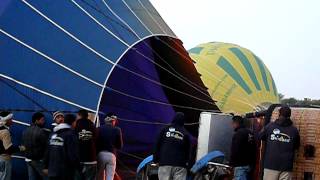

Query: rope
118 117 200 126
118 150 144 160
0 79 49 112
76 0 215 102
106 86 217 112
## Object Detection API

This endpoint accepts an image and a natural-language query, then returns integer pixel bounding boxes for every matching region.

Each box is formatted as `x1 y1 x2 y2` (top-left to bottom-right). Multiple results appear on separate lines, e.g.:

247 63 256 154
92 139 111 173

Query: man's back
75 118 96 163
230 127 256 167
97 124 123 154
22 125 48 160
47 124 79 178
154 125 191 167
260 118 300 171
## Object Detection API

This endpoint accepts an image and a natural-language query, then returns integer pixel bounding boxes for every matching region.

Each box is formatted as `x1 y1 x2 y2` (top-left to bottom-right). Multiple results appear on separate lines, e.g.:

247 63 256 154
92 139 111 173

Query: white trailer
196 112 234 161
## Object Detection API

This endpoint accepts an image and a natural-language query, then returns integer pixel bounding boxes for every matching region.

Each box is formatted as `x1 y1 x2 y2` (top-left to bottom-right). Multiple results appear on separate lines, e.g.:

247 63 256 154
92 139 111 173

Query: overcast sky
150 0 320 99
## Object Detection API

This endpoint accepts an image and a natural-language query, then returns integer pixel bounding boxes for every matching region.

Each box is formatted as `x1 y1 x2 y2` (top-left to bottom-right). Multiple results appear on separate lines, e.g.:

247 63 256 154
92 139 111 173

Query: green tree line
279 93 320 107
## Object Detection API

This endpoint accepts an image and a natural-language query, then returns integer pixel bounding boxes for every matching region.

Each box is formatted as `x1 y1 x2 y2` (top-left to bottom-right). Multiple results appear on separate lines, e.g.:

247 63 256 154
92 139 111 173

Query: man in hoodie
44 114 80 180
154 112 191 180
22 112 49 180
259 106 300 180
96 113 123 180
75 109 97 180
0 111 24 180
230 116 256 180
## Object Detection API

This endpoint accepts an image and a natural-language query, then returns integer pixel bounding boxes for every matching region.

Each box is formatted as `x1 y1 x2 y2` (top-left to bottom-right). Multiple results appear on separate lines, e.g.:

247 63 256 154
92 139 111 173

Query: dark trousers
27 160 47 180
79 164 97 180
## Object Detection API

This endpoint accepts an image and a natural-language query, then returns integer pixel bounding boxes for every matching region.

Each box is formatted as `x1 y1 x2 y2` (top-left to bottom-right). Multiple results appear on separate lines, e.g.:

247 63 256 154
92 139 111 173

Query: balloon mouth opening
96 36 219 177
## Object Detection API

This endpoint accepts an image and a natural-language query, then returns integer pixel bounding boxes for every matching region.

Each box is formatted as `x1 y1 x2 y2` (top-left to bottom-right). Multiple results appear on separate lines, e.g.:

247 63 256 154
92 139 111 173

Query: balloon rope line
4 2 217 109
118 117 200 126
0 78 49 112
106 86 217 112
72 0 213 100
101 0 194 91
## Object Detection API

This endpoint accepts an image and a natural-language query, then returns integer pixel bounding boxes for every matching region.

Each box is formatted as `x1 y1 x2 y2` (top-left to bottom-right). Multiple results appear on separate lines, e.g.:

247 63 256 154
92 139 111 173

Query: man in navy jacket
259 106 300 180
45 114 80 180
154 112 191 180
96 113 123 180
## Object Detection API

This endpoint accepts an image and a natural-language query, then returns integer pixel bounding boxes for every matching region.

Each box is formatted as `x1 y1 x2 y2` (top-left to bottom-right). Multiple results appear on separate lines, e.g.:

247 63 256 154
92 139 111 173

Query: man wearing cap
52 111 64 127
0 111 24 180
96 113 123 180
22 112 49 180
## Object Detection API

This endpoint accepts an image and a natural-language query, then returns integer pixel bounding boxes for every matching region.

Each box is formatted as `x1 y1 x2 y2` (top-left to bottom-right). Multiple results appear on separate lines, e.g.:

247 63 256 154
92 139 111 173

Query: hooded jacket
74 118 96 163
259 117 300 171
22 124 49 160
45 123 80 179
230 125 256 167
154 113 191 167
96 123 123 155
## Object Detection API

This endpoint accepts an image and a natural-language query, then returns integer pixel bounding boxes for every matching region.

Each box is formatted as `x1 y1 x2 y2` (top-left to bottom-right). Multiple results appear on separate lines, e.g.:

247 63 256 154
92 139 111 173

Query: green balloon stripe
229 47 262 91
253 54 270 91
188 47 204 54
217 56 252 95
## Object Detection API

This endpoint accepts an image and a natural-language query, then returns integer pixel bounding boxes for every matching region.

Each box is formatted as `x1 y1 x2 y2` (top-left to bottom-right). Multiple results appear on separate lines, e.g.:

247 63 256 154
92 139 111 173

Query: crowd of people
0 105 301 180
154 106 300 180
0 110 123 180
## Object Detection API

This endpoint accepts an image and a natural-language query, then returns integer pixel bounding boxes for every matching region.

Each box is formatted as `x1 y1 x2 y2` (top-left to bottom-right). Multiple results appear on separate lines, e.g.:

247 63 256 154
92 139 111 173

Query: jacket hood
171 112 185 126
275 117 293 127
53 123 71 132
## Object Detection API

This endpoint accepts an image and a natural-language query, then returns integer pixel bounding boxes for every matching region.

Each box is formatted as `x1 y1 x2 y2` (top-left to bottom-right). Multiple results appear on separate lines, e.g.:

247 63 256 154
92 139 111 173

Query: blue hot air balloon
0 0 219 178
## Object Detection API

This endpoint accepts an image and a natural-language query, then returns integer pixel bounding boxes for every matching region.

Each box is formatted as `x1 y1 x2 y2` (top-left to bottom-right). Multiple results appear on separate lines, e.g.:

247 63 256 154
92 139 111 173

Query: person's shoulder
290 125 300 133
0 128 10 135
22 126 32 134
265 122 277 129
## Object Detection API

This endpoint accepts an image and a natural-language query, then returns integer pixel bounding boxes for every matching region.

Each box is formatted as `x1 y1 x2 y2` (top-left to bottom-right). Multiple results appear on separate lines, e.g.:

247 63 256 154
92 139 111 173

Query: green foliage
279 94 320 106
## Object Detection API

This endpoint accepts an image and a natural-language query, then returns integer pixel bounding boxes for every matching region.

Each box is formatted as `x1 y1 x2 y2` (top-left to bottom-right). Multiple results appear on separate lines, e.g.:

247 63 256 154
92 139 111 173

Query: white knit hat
53 111 64 120
0 113 13 127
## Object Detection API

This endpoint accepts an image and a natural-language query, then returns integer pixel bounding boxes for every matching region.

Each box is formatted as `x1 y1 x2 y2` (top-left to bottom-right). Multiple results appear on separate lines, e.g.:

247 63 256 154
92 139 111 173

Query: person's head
0 111 13 127
279 105 291 119
232 115 244 130
53 111 64 125
77 109 88 120
104 113 118 127
64 114 77 128
171 112 185 126
32 112 45 127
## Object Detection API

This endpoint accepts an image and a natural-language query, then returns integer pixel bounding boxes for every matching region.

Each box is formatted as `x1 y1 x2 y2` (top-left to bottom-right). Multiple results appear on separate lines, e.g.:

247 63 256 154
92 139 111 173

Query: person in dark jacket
75 109 97 180
154 112 191 180
230 116 256 180
44 114 80 180
259 106 300 180
22 112 49 180
0 111 25 180
96 113 123 180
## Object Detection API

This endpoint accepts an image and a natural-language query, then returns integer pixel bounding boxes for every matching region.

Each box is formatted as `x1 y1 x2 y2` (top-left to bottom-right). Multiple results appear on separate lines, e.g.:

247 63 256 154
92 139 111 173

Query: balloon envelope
189 42 280 114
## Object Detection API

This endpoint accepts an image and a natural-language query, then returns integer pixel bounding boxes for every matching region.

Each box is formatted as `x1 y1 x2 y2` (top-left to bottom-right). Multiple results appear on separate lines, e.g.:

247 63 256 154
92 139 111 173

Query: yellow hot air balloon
189 42 280 114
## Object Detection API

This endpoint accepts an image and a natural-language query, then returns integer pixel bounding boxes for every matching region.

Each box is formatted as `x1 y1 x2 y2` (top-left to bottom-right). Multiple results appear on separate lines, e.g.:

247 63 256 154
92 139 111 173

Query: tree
279 94 320 106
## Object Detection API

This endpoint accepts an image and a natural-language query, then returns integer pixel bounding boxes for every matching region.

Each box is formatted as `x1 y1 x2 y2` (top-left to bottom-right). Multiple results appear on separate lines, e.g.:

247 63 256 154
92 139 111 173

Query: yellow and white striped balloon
189 42 280 114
